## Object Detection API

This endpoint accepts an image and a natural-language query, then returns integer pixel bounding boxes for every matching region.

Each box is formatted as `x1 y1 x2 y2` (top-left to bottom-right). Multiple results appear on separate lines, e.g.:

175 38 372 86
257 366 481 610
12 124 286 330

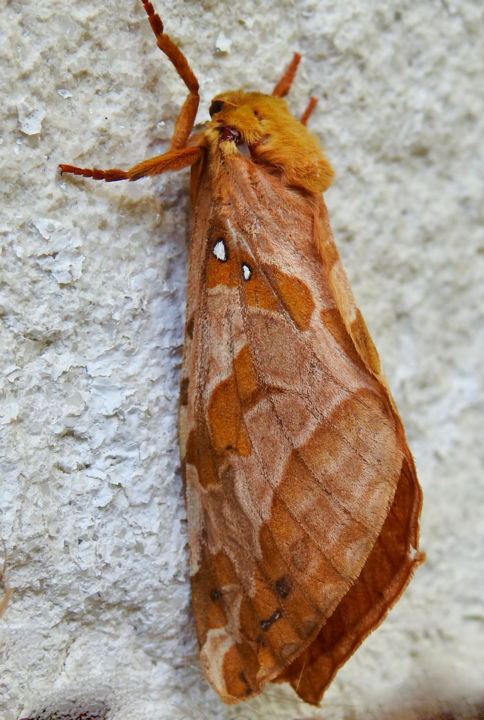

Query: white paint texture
1 1 483 719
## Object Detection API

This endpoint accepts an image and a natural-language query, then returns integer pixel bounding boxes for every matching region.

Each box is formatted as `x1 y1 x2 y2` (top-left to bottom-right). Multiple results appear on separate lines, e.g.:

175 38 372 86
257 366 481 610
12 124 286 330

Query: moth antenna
272 53 301 97
300 96 318 126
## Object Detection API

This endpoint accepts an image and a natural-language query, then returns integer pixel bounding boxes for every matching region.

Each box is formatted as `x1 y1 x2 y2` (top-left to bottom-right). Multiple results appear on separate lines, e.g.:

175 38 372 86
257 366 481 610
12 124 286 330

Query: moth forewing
60 0 424 707
181 154 423 704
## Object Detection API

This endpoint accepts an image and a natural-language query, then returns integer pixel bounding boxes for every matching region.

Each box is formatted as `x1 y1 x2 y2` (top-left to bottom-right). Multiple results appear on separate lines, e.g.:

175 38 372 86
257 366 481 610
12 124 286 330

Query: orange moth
60 0 424 706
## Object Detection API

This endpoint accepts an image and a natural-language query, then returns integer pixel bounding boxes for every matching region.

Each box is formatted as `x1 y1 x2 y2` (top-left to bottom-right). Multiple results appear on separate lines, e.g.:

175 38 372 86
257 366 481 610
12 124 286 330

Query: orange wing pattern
179 153 423 704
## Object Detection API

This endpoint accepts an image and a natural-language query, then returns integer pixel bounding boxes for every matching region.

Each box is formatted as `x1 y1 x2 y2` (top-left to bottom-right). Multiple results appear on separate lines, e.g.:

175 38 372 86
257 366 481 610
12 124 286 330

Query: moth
60 0 424 706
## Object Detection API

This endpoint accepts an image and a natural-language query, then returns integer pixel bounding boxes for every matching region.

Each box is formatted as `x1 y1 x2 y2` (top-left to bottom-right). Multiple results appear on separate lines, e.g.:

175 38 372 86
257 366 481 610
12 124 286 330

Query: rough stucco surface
1 0 483 719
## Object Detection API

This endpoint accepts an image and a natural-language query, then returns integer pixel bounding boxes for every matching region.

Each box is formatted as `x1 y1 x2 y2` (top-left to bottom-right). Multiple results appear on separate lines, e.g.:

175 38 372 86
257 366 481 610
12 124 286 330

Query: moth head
206 90 334 194
208 91 270 147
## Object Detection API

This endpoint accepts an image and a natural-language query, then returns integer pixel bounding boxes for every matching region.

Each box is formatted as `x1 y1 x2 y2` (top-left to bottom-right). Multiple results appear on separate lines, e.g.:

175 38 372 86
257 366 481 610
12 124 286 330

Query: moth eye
209 100 225 117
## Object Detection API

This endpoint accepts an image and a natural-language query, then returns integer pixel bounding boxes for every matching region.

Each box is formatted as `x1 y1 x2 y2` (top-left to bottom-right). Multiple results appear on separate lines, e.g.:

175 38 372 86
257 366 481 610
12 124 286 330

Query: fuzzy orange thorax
205 91 334 195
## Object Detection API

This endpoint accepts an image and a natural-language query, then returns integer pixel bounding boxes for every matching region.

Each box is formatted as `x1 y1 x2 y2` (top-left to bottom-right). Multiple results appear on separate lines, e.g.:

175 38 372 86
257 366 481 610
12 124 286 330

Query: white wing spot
212 238 227 262
242 263 252 281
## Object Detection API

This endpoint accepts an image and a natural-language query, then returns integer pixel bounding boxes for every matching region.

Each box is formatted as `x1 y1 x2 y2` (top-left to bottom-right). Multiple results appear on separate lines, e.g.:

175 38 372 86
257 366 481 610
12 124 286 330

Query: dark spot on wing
275 574 292 598
260 608 282 631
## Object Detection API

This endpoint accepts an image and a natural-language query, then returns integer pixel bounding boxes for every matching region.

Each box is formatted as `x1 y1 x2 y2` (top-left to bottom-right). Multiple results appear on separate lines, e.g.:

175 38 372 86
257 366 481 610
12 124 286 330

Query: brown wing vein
229 162 397 432
228 236 382 535
189 258 290 655
192 301 328 677
189 246 328 643
192 212 377 561
225 295 355 585
232 221 398 482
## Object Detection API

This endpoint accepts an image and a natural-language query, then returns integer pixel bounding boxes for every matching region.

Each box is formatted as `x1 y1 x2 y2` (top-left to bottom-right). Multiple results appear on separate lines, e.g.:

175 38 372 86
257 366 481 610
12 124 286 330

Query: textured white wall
1 1 483 719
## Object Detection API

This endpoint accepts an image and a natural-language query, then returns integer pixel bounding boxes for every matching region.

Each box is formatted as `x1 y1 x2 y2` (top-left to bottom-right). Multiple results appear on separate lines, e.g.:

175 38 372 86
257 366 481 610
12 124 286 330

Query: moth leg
59 146 201 182
141 0 199 150
300 96 318 126
272 53 301 97
60 1 201 182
